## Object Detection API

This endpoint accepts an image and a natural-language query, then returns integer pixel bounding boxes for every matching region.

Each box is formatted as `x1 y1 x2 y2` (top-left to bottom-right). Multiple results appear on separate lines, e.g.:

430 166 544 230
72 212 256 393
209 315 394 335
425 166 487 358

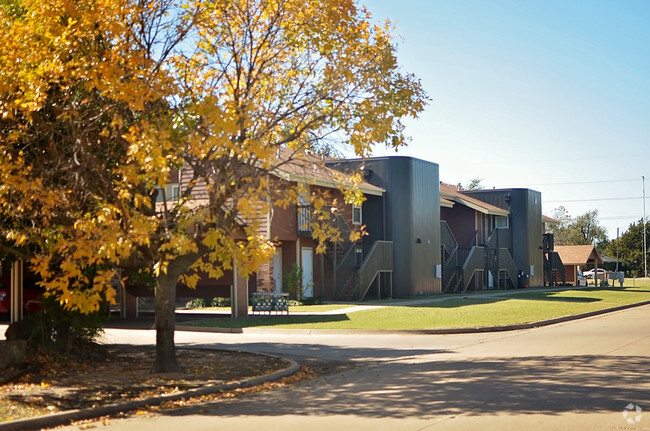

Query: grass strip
183 286 650 331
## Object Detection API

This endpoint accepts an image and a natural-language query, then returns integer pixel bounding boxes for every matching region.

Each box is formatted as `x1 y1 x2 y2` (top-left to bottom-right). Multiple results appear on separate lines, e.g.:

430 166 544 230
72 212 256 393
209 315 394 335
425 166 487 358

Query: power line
545 196 644 203
497 153 650 165
527 179 640 186
599 215 644 221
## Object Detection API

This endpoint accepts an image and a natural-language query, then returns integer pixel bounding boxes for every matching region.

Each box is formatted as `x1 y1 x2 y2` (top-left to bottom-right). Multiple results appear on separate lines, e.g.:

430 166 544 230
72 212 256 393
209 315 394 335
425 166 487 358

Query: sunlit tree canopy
0 0 427 370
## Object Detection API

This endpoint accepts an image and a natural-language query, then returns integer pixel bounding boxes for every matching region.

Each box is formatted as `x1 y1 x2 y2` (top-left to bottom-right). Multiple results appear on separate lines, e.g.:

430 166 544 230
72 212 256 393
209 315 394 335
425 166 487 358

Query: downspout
321 253 324 299
266 174 272 242
332 240 337 297
382 191 387 240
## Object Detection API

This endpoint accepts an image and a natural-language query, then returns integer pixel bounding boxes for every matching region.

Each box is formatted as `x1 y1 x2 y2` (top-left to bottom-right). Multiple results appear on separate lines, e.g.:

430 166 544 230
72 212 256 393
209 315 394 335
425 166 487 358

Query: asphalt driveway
49 303 650 431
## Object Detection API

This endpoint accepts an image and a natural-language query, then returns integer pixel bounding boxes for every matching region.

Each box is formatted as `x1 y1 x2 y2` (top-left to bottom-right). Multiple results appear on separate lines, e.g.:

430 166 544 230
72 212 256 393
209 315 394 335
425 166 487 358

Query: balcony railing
297 204 312 235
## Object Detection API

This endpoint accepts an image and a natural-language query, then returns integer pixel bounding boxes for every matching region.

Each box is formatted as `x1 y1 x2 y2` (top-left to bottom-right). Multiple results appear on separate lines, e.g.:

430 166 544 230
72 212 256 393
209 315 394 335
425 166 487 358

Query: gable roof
440 196 455 208
555 245 603 266
543 215 560 225
439 182 509 216
274 148 384 196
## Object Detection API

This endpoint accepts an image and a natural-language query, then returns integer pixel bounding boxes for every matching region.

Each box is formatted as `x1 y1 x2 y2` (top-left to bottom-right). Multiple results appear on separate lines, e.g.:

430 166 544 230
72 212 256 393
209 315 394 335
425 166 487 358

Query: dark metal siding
362 194 384 251
330 157 441 296
408 158 442 294
515 189 543 286
464 188 544 286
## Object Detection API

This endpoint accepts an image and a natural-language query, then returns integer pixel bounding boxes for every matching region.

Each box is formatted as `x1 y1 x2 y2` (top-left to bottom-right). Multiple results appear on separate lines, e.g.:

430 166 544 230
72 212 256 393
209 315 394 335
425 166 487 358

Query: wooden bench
252 292 289 315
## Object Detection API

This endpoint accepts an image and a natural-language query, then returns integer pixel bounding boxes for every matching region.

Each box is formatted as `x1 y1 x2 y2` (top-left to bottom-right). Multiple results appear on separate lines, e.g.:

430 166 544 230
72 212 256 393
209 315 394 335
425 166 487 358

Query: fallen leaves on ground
0 345 290 422
57 364 329 429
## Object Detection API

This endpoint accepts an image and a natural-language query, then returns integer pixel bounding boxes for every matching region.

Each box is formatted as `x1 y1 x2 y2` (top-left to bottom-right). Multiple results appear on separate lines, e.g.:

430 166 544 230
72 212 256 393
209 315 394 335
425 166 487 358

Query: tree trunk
153 252 201 373
154 272 180 372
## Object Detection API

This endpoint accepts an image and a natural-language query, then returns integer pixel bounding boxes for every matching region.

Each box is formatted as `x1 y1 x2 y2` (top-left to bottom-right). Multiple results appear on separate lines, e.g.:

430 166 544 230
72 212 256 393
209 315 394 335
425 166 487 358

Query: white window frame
352 204 362 225
155 183 180 202
495 216 508 228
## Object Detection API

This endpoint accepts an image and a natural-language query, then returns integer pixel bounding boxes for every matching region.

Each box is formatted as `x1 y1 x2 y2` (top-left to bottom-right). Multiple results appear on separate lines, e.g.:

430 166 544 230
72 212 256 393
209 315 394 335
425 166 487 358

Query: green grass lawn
182 285 650 331
193 303 354 313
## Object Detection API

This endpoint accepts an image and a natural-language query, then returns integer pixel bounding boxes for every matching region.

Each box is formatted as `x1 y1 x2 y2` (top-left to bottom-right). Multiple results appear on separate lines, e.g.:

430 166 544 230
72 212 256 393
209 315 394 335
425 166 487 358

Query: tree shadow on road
163 352 650 419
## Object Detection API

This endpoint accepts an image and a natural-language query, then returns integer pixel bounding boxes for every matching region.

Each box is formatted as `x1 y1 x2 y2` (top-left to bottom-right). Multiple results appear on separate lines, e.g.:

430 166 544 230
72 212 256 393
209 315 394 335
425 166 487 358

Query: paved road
53 304 650 431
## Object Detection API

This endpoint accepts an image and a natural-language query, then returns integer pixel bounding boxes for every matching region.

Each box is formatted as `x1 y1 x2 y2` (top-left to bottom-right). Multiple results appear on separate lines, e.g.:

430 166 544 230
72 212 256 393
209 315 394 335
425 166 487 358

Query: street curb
407 300 650 334
175 300 650 335
3 301 648 430
0 353 300 431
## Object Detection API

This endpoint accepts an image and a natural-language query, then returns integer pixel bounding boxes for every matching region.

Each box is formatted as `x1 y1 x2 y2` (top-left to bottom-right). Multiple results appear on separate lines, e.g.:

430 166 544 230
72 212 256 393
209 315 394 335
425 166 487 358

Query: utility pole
614 227 620 288
641 176 648 286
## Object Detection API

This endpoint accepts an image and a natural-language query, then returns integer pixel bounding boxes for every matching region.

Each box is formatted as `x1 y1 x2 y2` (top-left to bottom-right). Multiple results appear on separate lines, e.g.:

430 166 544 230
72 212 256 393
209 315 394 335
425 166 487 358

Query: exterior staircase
444 269 462 293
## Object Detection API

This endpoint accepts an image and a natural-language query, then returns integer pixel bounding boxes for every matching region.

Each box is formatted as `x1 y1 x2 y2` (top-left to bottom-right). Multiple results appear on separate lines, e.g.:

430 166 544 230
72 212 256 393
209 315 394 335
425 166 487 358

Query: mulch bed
0 345 290 422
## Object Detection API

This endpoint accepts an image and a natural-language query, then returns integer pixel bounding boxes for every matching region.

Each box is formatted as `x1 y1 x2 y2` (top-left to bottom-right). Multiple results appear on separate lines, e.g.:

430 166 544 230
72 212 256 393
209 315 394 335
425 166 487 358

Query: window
298 184 310 205
352 205 362 225
155 183 180 202
169 184 180 201
495 216 508 228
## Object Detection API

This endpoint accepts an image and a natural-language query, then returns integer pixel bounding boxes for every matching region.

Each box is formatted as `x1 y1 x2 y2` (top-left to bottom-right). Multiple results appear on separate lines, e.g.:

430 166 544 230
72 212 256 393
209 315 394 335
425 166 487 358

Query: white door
301 247 313 298
273 251 283 294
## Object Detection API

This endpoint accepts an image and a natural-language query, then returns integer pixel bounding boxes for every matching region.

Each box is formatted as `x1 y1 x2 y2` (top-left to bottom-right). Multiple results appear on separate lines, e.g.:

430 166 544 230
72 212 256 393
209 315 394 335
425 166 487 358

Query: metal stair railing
497 248 518 289
441 221 459 290
486 227 511 250
547 251 565 284
357 241 393 300
441 221 458 255
461 246 485 292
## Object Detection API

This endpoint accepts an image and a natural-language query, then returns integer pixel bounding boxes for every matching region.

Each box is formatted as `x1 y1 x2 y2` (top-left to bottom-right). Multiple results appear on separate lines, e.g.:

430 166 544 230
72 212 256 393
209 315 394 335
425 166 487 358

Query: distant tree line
547 206 648 276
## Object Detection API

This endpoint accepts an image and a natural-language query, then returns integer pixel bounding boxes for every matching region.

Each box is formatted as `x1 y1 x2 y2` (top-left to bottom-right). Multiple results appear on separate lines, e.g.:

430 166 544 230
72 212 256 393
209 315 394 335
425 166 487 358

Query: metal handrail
497 248 518 288
358 241 393 300
462 246 485 292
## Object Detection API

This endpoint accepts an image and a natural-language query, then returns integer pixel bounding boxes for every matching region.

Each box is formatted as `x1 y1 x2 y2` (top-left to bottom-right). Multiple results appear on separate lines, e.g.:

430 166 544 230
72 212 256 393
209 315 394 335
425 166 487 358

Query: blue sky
360 0 650 240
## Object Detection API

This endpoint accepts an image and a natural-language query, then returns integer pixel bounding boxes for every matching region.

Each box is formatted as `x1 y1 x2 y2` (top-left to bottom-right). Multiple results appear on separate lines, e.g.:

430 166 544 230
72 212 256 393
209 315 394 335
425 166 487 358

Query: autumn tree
0 0 426 371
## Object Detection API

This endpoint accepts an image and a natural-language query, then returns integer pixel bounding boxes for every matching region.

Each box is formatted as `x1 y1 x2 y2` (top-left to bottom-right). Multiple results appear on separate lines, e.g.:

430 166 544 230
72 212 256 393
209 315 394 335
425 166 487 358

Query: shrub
301 297 322 305
185 298 208 309
12 295 108 356
283 264 303 300
212 297 231 307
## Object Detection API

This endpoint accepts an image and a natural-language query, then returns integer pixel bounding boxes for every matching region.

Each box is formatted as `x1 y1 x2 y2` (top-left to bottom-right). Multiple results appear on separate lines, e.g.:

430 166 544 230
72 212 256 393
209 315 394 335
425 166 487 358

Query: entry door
273 251 282 294
301 247 313 298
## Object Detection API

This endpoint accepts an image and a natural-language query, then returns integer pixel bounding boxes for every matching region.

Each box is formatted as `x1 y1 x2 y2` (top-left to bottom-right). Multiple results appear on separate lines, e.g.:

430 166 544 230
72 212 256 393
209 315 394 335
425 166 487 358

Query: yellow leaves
0 0 175 119
159 233 198 257
180 273 200 289
153 261 168 276
60 258 83 281
0 0 426 318
5 230 28 246
231 234 276 277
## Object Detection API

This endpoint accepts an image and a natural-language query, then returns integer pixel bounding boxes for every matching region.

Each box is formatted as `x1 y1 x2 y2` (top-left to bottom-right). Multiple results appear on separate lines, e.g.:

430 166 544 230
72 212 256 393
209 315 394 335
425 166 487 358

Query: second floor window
352 205 362 225
495 216 508 228
156 184 180 202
